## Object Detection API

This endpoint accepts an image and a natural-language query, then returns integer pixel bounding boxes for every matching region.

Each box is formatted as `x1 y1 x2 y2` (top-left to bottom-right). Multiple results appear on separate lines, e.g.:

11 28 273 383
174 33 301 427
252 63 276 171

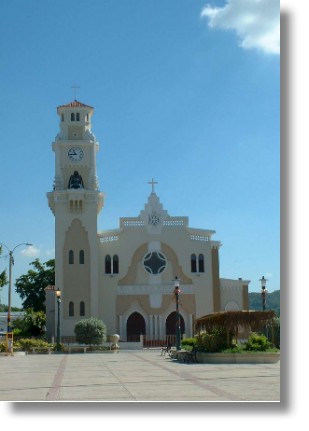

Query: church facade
46 100 249 342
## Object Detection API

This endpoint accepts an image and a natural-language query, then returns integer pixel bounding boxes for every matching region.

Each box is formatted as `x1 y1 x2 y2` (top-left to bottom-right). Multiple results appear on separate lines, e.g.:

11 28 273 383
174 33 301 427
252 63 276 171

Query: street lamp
260 276 268 311
0 242 32 354
56 288 61 350
174 277 181 351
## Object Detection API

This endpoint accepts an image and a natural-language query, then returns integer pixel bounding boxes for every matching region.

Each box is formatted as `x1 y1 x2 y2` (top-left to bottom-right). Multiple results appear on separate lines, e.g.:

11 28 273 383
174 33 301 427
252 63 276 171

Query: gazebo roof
196 310 276 330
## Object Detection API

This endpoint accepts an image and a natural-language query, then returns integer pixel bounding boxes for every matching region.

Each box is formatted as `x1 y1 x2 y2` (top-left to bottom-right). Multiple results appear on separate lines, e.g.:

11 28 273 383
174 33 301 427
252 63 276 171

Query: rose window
143 251 167 275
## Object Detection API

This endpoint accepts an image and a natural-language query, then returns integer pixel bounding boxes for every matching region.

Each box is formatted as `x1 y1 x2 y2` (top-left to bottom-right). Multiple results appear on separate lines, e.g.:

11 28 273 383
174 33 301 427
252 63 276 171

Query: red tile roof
57 99 93 109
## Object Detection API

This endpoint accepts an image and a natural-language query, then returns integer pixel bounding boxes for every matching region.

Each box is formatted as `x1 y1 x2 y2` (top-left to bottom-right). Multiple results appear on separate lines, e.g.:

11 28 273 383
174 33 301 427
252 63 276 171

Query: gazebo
195 310 276 347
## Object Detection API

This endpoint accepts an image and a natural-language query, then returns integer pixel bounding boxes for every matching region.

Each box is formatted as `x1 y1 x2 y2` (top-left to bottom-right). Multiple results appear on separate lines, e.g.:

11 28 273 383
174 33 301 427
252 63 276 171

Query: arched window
191 254 197 272
80 301 85 316
105 254 119 274
69 250 74 264
105 255 111 274
198 254 205 272
69 301 74 317
113 255 119 274
61 113 64 122
76 112 80 121
86 113 89 122
71 112 75 121
79 250 84 264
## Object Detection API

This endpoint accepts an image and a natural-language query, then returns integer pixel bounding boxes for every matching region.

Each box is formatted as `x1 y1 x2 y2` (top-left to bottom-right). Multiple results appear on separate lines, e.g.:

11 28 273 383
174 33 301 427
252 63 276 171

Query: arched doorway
126 312 146 341
166 311 185 340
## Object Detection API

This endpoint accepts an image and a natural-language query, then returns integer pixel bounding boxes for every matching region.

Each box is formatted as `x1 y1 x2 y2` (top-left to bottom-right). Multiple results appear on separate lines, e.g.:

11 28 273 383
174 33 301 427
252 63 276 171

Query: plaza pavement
0 349 280 402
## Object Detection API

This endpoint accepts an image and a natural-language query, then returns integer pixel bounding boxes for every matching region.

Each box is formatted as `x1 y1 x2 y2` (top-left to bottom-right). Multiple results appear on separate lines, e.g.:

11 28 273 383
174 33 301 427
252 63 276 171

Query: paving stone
0 349 280 402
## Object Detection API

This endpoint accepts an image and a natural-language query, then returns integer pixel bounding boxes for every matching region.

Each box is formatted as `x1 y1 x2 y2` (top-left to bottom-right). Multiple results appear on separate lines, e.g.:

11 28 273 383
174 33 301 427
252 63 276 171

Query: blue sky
0 0 280 308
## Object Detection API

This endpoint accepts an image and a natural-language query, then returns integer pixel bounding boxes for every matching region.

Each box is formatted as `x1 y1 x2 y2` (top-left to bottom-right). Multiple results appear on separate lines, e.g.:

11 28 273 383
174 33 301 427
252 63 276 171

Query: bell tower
47 100 104 337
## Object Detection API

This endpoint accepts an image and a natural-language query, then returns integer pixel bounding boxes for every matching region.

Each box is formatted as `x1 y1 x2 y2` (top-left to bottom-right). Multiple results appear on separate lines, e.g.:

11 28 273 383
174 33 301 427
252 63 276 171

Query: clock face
68 147 84 162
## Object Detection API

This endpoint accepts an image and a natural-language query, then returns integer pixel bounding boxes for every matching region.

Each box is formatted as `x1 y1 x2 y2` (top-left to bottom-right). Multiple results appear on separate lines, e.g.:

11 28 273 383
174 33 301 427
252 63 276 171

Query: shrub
13 309 46 337
181 337 197 348
244 333 271 351
196 328 227 352
17 338 52 352
221 345 243 353
0 338 54 352
74 317 107 345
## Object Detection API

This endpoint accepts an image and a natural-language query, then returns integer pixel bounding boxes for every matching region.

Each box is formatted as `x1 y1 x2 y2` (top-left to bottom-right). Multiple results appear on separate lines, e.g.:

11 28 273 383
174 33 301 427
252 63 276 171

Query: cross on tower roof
148 178 158 193
71 85 80 100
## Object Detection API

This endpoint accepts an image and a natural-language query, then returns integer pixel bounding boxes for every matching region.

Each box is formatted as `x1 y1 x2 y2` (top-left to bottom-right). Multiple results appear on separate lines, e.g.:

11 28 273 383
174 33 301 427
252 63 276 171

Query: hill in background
249 290 280 316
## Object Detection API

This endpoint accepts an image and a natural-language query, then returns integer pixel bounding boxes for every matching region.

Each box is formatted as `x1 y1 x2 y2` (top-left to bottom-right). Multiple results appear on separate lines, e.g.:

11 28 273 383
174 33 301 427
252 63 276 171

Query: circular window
143 251 167 275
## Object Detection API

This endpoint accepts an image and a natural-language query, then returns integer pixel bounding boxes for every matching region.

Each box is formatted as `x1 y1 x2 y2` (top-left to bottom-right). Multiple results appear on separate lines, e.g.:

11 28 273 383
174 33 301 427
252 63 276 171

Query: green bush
17 338 52 352
196 328 227 352
244 333 271 351
181 337 197 348
13 309 46 337
74 317 107 345
0 338 54 353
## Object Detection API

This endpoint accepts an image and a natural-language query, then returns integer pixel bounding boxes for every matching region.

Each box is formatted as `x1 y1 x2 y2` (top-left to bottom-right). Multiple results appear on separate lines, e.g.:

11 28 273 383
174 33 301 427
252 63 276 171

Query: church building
46 100 249 343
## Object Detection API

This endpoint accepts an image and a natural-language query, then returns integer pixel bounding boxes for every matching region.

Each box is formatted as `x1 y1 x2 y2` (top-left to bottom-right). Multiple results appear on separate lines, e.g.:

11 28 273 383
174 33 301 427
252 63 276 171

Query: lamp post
0 242 32 354
260 276 268 311
260 275 269 340
174 277 181 351
56 288 61 350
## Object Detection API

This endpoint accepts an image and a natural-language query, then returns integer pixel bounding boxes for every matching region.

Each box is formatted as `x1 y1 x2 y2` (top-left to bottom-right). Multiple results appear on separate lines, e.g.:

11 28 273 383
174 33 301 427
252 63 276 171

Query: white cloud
20 245 41 258
45 248 55 257
201 0 280 55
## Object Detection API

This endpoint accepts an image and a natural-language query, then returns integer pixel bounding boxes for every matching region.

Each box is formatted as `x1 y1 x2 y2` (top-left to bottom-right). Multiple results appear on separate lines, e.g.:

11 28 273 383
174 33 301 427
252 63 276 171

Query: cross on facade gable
148 178 158 193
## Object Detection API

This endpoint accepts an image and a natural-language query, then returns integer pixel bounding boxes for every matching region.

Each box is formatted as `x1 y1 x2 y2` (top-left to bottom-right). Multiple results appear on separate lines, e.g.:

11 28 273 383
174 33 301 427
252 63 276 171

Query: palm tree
0 269 8 308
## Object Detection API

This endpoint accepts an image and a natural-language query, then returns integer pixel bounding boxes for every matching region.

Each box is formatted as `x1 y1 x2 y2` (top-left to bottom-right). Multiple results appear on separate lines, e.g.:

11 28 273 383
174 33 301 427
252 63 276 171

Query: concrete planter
197 352 280 364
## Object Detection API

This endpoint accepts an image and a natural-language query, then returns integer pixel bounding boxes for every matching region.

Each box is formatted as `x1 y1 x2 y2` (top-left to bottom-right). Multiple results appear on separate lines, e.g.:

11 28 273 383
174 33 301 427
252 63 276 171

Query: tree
0 270 8 290
74 317 107 345
0 270 8 308
0 245 9 310
13 309 46 337
15 259 55 311
0 246 8 284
